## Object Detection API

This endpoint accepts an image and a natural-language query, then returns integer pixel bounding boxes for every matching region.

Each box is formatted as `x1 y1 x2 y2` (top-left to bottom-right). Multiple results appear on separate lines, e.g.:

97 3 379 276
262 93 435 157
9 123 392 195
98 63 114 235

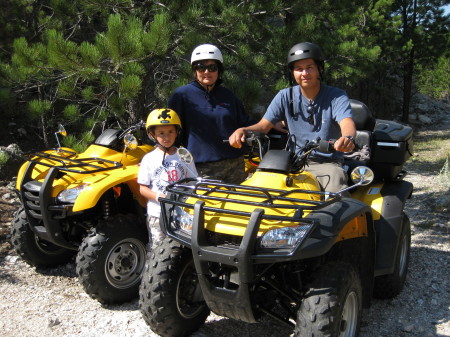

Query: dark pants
195 156 246 185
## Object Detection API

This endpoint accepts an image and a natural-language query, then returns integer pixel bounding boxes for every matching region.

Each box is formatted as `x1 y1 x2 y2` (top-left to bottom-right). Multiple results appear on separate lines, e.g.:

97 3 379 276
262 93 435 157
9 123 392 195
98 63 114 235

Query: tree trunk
401 0 417 123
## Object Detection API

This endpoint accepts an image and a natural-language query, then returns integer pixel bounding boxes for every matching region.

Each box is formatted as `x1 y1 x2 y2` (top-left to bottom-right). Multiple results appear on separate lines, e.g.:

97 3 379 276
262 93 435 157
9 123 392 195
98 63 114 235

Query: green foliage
63 105 81 121
119 75 142 99
438 156 450 189
0 151 10 166
28 100 52 120
0 0 448 147
415 55 450 100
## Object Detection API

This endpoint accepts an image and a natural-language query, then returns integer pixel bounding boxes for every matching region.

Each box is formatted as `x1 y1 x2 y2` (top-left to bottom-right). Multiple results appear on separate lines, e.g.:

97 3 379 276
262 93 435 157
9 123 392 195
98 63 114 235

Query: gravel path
0 127 449 337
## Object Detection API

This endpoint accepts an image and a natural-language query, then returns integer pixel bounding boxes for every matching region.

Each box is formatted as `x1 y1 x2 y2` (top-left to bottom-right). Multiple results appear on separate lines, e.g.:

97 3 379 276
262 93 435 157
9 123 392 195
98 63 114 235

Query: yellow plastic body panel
244 157 259 175
351 182 384 220
16 143 153 211
71 165 144 211
187 170 322 236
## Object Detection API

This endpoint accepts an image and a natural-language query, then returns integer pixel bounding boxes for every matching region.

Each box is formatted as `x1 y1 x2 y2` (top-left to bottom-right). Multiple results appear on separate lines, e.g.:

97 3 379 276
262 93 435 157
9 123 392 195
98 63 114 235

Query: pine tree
1 1 173 149
1 0 449 149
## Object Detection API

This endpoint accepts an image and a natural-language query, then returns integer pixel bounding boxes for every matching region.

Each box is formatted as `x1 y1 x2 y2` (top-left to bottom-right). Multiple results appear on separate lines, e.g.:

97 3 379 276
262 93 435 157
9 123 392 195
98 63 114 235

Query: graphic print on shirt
154 160 186 193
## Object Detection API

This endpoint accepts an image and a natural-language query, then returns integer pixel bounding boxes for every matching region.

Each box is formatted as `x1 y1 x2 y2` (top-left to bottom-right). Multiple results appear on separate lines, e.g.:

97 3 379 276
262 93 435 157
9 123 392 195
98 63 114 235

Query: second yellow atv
139 100 414 336
12 121 153 304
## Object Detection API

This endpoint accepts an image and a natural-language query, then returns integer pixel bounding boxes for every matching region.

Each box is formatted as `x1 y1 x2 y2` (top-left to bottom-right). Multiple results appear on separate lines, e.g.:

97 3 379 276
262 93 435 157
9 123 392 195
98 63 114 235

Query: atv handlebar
118 120 146 139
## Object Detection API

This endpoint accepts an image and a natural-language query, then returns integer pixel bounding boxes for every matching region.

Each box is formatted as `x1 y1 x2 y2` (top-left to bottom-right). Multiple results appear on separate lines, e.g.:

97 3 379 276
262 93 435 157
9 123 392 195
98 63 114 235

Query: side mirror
123 134 138 150
57 124 67 137
55 124 67 150
176 148 199 179
177 147 194 165
350 166 374 186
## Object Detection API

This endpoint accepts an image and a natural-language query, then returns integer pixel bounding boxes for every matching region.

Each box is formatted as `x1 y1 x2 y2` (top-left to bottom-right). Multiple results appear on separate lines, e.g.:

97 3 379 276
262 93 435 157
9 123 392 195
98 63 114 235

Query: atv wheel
296 262 362 337
139 238 210 337
76 213 147 304
373 212 411 299
11 207 74 267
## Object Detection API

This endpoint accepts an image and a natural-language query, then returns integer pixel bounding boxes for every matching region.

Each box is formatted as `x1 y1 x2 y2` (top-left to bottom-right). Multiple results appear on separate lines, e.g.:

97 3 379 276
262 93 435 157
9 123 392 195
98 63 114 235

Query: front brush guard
159 179 337 322
191 201 263 323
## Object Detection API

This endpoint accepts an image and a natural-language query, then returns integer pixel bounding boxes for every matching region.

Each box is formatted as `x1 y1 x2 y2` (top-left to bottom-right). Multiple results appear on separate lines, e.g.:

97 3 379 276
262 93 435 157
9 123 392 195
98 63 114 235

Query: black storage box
370 120 413 180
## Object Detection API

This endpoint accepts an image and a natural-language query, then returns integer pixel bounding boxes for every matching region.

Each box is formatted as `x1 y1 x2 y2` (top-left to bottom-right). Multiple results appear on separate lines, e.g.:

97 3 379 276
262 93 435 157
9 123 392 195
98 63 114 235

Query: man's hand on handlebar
228 128 247 148
334 136 356 153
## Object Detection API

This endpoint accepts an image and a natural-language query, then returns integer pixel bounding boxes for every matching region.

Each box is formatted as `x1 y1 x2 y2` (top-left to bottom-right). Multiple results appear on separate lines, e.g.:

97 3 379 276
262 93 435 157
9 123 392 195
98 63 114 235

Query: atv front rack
26 149 122 174
165 177 340 217
161 178 342 254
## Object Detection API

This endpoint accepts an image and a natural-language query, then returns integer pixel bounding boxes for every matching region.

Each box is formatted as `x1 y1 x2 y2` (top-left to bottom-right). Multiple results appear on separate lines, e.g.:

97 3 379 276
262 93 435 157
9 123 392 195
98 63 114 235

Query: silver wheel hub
105 239 146 289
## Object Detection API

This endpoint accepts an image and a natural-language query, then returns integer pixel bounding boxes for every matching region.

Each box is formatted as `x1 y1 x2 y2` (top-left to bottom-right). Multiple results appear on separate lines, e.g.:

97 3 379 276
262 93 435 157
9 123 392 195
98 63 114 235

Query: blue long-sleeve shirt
168 81 250 163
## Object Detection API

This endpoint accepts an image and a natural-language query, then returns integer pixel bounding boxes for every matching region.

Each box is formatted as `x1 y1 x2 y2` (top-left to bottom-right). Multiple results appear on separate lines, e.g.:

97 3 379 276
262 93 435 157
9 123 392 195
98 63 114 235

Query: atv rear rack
26 150 123 174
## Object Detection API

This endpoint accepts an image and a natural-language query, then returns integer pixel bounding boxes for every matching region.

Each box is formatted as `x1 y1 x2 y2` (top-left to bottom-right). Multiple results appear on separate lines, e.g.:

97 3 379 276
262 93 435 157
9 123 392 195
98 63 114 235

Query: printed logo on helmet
158 109 172 123
294 49 308 55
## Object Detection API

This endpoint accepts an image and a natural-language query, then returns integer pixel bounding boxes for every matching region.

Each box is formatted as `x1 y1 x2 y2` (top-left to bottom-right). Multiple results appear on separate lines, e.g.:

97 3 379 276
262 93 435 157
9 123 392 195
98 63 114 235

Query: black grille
205 229 242 248
23 181 43 219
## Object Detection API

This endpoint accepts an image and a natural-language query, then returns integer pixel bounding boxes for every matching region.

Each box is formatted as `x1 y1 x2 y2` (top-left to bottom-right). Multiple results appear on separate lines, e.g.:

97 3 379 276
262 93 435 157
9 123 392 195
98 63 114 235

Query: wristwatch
345 136 356 145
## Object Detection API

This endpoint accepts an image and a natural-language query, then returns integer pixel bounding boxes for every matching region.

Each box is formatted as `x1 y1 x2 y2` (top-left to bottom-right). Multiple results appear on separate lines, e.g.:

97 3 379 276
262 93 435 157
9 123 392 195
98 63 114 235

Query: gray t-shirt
264 84 352 159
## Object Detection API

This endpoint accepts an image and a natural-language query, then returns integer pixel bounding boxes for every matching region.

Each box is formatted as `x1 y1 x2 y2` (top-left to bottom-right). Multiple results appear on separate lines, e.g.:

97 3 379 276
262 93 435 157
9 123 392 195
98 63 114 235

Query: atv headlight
170 206 194 235
260 224 314 250
57 184 89 203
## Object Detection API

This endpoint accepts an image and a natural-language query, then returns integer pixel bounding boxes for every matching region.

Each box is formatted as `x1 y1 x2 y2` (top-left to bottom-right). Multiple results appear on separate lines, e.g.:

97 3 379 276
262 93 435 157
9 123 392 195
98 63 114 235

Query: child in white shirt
137 108 198 251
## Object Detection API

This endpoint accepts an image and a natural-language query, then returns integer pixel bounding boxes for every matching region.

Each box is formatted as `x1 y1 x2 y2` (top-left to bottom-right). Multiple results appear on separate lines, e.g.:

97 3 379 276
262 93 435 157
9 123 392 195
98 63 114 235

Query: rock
1 192 11 200
418 114 432 124
0 144 25 181
18 128 27 137
409 112 418 121
402 323 415 332
434 194 450 211
48 317 61 327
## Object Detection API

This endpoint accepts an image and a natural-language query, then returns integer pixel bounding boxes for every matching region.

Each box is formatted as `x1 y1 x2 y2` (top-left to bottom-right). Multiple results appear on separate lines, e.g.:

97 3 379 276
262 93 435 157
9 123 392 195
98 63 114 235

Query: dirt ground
0 181 16 257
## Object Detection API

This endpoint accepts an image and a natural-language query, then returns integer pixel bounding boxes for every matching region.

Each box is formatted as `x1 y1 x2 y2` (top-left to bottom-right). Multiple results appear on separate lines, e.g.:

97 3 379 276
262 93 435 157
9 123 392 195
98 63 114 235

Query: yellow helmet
146 108 182 132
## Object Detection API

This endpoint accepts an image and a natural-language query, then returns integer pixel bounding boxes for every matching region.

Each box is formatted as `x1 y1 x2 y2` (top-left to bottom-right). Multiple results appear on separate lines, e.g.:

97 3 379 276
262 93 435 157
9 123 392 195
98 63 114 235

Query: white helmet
191 44 223 65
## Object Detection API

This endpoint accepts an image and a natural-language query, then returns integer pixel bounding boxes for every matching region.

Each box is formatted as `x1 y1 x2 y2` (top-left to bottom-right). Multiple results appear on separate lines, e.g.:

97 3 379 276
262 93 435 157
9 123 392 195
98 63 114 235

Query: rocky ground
0 121 449 337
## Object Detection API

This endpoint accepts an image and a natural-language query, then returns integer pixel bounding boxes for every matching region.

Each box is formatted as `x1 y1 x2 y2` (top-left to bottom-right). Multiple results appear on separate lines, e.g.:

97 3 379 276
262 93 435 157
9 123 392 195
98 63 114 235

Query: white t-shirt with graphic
137 147 198 216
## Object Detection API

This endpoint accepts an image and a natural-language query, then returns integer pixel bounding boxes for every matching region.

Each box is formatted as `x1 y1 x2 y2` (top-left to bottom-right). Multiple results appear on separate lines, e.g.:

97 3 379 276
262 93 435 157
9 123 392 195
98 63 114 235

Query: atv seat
344 100 375 178
94 129 122 149
350 99 376 132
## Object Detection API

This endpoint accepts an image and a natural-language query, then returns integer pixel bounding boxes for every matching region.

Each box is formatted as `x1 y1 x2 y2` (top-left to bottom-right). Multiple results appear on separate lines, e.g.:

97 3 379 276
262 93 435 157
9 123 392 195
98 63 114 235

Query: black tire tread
11 207 74 267
295 261 362 337
76 213 146 304
139 238 209 337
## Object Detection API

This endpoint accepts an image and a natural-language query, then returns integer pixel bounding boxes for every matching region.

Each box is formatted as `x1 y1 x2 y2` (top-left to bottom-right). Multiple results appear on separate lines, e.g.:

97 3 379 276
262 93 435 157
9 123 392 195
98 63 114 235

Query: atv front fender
72 165 144 212
300 198 374 259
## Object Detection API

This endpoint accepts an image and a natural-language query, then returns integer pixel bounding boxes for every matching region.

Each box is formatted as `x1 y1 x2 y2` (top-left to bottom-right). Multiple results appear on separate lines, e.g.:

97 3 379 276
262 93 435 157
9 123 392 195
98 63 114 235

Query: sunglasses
306 100 315 125
194 63 219 73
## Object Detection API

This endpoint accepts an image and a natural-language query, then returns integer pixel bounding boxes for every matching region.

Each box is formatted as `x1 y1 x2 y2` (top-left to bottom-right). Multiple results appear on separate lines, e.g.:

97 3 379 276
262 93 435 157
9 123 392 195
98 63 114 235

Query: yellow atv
139 100 414 336
12 122 153 304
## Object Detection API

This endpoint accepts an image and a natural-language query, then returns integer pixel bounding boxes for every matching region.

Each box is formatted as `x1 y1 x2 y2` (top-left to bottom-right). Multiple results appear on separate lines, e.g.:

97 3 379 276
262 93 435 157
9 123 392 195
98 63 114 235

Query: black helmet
287 42 324 69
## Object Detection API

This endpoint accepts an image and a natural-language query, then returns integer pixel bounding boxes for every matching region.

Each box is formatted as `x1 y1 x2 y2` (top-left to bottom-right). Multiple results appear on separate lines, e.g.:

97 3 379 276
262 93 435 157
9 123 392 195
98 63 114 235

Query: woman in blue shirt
168 44 250 184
